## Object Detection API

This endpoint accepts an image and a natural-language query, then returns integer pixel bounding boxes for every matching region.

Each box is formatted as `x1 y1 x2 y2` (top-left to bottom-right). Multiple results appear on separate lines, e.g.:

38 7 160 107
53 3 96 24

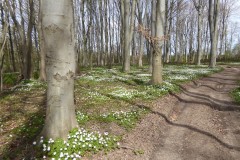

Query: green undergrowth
97 109 149 130
3 72 19 85
0 64 223 159
231 88 240 104
17 79 47 91
76 108 149 130
231 81 240 104
75 65 221 112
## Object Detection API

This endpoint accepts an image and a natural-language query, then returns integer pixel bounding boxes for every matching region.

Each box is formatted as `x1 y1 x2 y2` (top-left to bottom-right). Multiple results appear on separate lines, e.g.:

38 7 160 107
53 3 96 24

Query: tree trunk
149 0 156 73
0 22 8 92
7 16 16 72
120 0 124 65
104 0 109 67
152 0 165 85
40 0 78 139
81 0 88 67
137 1 146 68
208 0 219 68
99 0 104 66
23 0 34 79
165 0 174 63
123 0 136 72
123 0 130 72
38 0 46 81
5 0 27 77
193 0 204 66
174 1 180 63
196 9 203 65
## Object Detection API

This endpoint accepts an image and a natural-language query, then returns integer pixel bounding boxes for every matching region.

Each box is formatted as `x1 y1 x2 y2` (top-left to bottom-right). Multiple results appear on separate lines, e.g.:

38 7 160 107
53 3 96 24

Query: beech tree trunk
149 0 156 73
165 0 174 63
40 0 78 139
104 0 109 67
38 1 46 81
152 0 165 85
137 1 146 68
208 0 219 68
99 0 104 66
24 0 34 79
193 0 204 66
123 0 136 72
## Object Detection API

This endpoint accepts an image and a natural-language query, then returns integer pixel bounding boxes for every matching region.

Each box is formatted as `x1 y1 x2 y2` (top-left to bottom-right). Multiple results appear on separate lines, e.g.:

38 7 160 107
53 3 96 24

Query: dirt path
91 66 240 160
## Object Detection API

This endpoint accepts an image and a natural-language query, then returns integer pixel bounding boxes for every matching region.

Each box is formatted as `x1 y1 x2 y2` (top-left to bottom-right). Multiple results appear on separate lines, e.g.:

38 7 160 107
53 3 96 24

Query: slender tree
208 0 219 67
192 0 205 65
151 0 165 84
149 0 156 73
122 0 136 72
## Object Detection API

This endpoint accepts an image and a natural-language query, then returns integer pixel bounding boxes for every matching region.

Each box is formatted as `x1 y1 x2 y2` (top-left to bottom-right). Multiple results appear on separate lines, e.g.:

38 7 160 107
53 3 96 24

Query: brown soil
88 66 240 160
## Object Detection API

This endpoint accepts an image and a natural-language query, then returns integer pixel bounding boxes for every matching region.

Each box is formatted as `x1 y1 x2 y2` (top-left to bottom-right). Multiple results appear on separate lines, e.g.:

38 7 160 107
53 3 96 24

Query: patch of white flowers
34 128 119 159
109 87 146 100
86 91 110 101
80 75 130 82
16 80 46 91
168 75 190 80
100 109 147 128
101 110 138 120
136 74 151 77
164 66 220 81
76 112 89 124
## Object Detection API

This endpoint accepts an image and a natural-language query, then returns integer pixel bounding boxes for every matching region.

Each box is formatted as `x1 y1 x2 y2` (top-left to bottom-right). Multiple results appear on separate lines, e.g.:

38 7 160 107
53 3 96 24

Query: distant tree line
0 0 239 83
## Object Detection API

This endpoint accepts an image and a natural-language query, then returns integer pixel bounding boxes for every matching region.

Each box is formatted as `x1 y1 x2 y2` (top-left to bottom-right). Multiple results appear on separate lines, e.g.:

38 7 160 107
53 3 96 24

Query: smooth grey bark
138 33 144 68
132 31 136 65
149 0 156 73
104 0 109 67
137 1 146 68
188 15 194 63
164 0 174 63
219 0 230 57
163 0 168 63
174 1 180 63
152 0 165 85
40 0 78 139
109 1 114 68
99 0 104 66
81 0 88 67
123 0 130 72
192 0 204 65
120 0 125 65
203 21 209 60
87 0 93 69
208 0 219 68
38 0 46 81
123 0 136 72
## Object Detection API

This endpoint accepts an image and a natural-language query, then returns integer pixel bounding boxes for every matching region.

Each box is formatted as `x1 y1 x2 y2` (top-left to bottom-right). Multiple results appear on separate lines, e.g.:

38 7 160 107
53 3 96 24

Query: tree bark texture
149 0 156 73
152 0 165 85
123 0 136 72
40 0 78 139
208 0 219 68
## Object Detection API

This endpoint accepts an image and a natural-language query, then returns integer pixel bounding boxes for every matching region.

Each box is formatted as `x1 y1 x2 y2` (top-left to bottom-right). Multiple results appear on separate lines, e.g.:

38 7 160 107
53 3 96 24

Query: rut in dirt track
151 66 240 160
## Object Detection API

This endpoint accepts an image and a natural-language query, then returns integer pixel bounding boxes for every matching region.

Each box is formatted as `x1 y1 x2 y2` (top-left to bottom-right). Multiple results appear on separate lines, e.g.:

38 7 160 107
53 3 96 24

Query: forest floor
91 66 240 160
0 64 240 159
